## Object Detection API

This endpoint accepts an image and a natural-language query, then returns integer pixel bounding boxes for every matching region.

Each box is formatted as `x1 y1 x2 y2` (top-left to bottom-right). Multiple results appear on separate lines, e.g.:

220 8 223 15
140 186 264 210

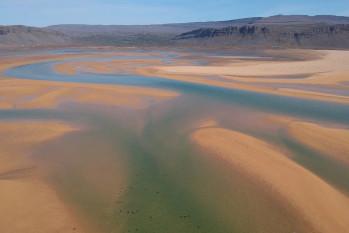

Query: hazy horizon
1 0 349 27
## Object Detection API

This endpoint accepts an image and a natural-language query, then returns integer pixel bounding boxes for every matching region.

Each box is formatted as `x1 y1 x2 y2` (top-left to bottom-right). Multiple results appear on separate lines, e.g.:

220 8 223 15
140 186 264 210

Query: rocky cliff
1 15 349 49
175 23 349 48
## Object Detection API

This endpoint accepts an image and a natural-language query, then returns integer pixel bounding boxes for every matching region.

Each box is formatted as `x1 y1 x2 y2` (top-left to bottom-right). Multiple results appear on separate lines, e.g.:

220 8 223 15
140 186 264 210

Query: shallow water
6 59 349 125
3 50 349 233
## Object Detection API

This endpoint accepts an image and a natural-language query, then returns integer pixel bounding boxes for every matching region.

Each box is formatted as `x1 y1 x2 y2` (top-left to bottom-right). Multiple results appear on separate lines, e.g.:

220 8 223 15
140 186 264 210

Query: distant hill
1 15 349 48
0 25 70 48
46 18 262 46
251 15 349 24
47 17 263 36
175 15 349 49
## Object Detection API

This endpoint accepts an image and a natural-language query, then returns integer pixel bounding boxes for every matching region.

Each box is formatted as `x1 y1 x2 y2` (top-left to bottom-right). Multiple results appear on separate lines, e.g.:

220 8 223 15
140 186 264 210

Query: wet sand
288 121 349 166
0 121 83 233
48 49 349 104
0 78 178 109
0 50 179 233
0 54 179 110
141 50 349 104
192 127 349 233
54 59 164 76
1 48 349 233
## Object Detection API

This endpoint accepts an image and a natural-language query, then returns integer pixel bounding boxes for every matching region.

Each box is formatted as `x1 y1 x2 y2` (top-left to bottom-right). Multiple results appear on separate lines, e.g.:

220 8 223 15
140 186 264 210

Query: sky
0 0 348 27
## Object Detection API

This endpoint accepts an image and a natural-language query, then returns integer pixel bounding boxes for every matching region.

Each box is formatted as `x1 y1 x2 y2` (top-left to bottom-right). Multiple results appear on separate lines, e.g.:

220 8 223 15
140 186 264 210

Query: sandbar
192 127 349 233
0 120 83 233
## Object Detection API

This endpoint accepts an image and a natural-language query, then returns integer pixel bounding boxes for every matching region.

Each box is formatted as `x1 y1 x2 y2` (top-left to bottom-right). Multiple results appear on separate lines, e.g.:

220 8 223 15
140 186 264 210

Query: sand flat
144 50 349 104
154 50 348 77
54 59 164 75
192 127 349 233
0 54 179 110
0 179 83 233
263 115 349 166
1 48 349 232
0 120 85 233
288 121 349 165
0 78 179 109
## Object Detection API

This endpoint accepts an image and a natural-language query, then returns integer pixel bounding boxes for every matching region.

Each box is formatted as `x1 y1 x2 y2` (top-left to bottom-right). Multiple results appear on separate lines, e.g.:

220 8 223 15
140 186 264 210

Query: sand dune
192 127 349 233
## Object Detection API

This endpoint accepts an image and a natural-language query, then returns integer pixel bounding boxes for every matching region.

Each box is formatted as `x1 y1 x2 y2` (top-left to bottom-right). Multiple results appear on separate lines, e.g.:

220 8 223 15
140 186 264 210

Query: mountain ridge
1 15 349 48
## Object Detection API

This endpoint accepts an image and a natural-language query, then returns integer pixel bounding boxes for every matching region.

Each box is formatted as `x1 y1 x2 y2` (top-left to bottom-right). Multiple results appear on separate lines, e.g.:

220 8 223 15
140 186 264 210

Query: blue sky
1 0 348 26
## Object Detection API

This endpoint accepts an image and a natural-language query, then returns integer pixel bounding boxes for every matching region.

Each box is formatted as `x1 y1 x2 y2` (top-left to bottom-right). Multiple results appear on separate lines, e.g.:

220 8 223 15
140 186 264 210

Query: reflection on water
2 51 349 233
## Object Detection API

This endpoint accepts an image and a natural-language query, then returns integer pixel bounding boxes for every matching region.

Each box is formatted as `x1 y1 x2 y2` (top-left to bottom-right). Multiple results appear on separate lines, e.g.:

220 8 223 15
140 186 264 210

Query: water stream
2 51 349 233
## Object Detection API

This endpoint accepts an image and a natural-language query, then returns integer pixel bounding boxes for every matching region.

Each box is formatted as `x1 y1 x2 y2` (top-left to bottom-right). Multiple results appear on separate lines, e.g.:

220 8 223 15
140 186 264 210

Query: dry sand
54 59 164 75
192 127 349 233
0 78 178 109
2 49 348 232
288 121 349 166
263 115 349 166
0 121 84 233
0 54 179 110
157 50 346 77
143 50 349 104
0 51 179 232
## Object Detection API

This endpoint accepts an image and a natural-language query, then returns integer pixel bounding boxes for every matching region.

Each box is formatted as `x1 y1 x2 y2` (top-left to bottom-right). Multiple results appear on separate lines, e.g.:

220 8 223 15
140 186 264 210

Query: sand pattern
146 50 349 103
1 48 349 233
288 121 349 166
192 127 349 233
0 54 179 110
0 121 83 233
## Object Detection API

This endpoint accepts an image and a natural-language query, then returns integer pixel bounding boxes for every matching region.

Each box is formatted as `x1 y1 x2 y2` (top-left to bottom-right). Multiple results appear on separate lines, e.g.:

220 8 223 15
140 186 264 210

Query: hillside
174 15 349 49
46 18 261 46
1 15 349 48
0 25 70 48
175 23 349 49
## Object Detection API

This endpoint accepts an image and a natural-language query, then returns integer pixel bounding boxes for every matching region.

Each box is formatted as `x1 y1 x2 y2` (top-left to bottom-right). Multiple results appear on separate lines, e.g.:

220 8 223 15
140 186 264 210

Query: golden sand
0 52 171 232
152 50 347 80
288 121 349 165
192 127 349 233
0 121 84 233
142 50 349 104
0 78 179 109
54 59 164 75
263 114 349 166
0 54 179 110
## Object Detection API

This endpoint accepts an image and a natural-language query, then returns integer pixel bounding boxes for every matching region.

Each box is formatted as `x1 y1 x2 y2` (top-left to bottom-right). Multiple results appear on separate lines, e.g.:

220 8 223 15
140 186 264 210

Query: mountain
175 25 349 49
250 15 349 24
46 18 262 46
175 15 349 49
1 15 349 48
0 25 70 48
